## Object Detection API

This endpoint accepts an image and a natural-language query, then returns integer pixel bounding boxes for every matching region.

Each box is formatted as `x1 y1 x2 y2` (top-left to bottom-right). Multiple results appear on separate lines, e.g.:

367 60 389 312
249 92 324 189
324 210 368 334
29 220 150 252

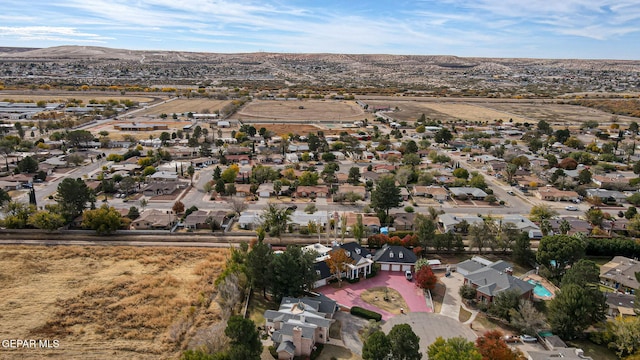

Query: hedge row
350 306 382 321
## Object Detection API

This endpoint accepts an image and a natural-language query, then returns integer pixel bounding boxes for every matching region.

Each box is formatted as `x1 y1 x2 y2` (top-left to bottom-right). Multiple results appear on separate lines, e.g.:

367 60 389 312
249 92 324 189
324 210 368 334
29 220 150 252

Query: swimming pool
528 279 553 298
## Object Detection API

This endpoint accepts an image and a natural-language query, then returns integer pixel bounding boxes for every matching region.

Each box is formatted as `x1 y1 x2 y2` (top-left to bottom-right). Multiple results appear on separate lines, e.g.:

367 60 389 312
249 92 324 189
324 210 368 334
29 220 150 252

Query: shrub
299 227 310 235
268 345 278 359
404 206 414 213
350 306 382 321
347 277 360 284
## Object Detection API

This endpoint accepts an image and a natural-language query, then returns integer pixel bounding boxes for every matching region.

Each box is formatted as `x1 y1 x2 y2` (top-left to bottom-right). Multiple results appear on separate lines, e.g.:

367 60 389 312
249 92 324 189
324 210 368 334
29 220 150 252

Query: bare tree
216 272 244 319
187 322 230 355
229 197 248 216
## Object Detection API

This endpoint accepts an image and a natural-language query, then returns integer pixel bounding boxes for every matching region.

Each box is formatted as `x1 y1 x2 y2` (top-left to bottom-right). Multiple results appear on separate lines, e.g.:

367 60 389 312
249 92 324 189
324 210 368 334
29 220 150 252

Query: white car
565 206 578 211
405 270 413 281
520 335 537 343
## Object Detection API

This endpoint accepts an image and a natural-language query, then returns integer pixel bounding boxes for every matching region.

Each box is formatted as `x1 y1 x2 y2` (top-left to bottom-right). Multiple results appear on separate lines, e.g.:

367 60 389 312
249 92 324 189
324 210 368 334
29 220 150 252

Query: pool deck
522 274 558 300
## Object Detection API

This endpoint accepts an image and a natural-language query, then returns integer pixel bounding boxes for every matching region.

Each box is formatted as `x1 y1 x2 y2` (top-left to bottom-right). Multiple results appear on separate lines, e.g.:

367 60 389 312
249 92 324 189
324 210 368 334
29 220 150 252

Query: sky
1 0 640 59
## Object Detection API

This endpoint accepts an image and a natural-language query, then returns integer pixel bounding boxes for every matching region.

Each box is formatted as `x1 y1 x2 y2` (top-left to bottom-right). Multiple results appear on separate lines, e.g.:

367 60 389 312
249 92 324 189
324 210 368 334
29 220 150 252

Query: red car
503 335 521 343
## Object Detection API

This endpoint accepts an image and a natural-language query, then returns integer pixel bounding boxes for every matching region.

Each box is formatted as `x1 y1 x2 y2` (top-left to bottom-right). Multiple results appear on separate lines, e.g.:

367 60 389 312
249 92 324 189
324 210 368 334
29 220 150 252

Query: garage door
381 264 390 271
402 265 412 272
391 264 401 271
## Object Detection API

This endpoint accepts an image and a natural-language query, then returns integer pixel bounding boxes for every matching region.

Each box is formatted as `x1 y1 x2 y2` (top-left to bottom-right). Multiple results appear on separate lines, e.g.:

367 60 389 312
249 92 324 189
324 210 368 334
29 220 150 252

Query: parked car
503 335 521 343
507 190 515 195
405 270 413 281
565 205 578 211
520 335 537 343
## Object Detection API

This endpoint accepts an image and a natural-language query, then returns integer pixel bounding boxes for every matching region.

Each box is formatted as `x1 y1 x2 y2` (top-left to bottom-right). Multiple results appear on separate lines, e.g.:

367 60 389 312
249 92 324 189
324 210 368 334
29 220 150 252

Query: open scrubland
233 99 367 122
134 99 233 117
0 93 156 104
0 245 229 359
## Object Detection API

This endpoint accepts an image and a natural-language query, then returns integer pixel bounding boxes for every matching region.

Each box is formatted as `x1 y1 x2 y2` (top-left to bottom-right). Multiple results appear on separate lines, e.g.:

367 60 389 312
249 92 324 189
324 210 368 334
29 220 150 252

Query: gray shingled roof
373 245 416 264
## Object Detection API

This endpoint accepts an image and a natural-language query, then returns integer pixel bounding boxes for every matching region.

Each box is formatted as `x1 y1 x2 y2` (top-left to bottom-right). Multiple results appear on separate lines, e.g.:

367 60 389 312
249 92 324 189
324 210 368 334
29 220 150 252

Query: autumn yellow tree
325 248 355 287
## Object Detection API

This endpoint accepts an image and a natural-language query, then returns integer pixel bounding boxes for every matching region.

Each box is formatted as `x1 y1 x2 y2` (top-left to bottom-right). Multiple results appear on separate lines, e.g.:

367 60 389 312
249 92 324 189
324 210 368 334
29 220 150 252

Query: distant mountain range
0 46 638 93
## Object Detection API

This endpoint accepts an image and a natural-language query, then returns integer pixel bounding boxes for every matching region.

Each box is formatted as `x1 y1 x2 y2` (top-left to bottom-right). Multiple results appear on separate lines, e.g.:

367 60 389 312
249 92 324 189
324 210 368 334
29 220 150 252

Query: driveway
318 272 432 321
439 272 478 324
382 312 477 355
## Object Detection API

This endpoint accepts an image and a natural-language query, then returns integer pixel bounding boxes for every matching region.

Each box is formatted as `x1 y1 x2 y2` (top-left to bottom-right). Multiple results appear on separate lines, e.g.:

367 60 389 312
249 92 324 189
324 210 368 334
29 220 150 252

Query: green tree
427 336 481 360
578 169 592 185
415 214 436 250
585 208 604 227
221 165 239 183
453 167 469 179
362 330 391 360
0 188 10 206
628 193 640 206
66 129 94 148
511 233 534 266
434 128 453 144
529 205 558 223
560 259 599 288
17 155 38 173
127 206 140 220
82 205 122 235
348 166 361 185
370 175 402 220
609 316 640 358
488 289 520 322
548 284 606 339
625 206 638 220
298 171 319 186
246 240 273 298
27 210 65 231
536 235 586 280
509 300 547 336
56 178 95 221
224 315 262 360
270 245 317 302
260 203 291 239
388 324 422 360
537 120 552 135
559 219 571 235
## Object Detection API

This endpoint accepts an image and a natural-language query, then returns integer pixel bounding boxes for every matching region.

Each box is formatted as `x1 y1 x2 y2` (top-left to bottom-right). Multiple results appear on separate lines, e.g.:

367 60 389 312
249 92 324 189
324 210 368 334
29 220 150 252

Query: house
548 218 592 236
586 189 628 204
373 245 416 272
600 256 640 294
393 213 417 231
257 183 275 198
399 187 410 201
449 187 488 200
295 186 329 199
149 171 179 182
142 182 179 196
343 213 381 234
238 212 261 230
526 348 593 360
290 211 328 230
265 296 337 360
336 242 374 280
463 266 534 303
499 215 540 233
226 154 250 165
416 185 448 201
535 187 579 202
456 256 513 276
131 209 174 230
604 292 636 317
438 214 484 233
183 210 227 230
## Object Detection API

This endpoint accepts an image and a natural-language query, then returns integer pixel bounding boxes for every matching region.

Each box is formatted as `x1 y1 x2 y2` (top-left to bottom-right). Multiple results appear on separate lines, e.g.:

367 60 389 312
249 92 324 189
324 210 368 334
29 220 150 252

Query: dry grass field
234 100 367 122
365 98 638 126
0 245 229 359
135 99 232 116
0 94 156 104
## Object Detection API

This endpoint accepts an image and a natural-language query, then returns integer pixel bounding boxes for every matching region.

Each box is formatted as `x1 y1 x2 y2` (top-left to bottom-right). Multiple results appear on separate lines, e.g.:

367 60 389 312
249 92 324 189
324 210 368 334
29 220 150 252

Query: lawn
329 320 342 339
317 344 360 360
567 340 618 360
360 287 408 315
247 293 277 327
430 282 446 314
459 306 472 323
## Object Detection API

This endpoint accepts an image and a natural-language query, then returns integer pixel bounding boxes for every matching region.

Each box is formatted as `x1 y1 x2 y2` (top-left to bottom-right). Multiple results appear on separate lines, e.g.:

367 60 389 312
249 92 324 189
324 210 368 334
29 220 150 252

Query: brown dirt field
366 100 529 123
0 245 229 359
0 94 156 103
135 99 232 116
233 100 367 122
257 123 352 137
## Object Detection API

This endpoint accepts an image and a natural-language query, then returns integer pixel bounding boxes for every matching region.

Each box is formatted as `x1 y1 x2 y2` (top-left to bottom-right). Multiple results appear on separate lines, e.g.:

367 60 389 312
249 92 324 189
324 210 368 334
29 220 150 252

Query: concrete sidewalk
439 272 478 324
